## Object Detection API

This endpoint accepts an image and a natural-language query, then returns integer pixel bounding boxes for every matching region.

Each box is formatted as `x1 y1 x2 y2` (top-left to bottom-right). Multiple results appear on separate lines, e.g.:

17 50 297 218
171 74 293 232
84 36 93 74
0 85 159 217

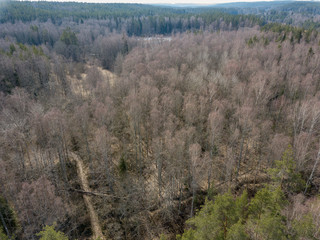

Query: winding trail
69 152 105 240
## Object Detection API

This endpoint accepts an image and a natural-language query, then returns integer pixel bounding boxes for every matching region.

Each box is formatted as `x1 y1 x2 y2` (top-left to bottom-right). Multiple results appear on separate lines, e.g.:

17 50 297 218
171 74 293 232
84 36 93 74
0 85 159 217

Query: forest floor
67 64 116 97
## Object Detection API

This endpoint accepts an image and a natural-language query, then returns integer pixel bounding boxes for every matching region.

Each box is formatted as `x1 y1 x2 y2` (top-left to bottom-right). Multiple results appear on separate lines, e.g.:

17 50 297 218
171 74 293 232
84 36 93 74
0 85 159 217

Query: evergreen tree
0 228 9 240
269 145 305 193
177 191 248 240
37 225 68 240
60 27 78 46
226 222 249 240
177 187 289 240
0 196 19 239
247 213 286 240
292 214 317 240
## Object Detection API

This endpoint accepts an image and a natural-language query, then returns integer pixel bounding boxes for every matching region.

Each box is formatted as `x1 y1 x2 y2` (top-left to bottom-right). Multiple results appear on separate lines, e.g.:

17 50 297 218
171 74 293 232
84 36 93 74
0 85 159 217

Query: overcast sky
16 0 276 5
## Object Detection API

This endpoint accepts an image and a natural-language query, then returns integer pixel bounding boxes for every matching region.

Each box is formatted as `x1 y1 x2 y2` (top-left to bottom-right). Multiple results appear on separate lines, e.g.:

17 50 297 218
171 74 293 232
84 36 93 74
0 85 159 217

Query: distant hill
156 1 320 15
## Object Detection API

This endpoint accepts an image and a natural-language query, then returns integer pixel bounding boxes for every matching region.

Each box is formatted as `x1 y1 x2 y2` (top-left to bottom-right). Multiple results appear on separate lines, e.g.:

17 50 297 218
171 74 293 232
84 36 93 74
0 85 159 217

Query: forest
1 1 320 240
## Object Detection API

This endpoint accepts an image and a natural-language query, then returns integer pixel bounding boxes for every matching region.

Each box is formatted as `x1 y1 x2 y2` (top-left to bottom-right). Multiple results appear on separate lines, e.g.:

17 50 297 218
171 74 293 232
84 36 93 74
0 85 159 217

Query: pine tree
37 225 68 240
178 191 248 240
268 145 305 193
226 222 249 240
292 214 316 240
247 213 286 240
0 228 9 240
247 186 287 240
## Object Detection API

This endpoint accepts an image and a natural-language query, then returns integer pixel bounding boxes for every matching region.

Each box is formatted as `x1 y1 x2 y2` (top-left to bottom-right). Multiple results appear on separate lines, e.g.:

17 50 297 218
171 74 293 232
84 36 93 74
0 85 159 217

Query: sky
10 0 320 6
14 0 278 5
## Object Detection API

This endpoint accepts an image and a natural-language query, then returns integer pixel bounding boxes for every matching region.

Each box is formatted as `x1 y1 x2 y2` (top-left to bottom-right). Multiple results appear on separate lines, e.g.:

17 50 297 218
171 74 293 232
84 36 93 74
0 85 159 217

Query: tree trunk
104 148 113 193
0 209 10 238
304 145 320 194
236 136 245 182
190 178 195 217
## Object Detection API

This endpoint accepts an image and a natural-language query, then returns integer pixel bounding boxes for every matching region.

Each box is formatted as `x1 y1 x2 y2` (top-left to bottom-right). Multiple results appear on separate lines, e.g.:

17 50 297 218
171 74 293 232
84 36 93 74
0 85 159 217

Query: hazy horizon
14 0 305 6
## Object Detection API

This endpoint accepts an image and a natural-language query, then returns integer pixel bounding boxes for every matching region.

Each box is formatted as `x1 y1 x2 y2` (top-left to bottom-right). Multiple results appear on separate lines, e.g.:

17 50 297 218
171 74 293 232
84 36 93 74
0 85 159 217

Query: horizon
14 0 319 6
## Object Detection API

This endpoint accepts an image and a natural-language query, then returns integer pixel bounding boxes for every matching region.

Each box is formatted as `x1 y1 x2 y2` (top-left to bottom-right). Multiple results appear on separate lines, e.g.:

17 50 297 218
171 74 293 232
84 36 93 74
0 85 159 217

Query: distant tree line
0 2 263 36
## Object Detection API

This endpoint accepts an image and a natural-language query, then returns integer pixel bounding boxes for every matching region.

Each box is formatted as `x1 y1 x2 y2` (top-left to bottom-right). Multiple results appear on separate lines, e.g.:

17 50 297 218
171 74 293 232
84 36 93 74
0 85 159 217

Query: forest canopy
1 1 320 240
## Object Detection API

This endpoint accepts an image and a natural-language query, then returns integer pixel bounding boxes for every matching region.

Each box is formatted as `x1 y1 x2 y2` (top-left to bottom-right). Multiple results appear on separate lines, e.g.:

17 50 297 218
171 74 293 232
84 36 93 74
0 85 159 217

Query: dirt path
69 152 105 240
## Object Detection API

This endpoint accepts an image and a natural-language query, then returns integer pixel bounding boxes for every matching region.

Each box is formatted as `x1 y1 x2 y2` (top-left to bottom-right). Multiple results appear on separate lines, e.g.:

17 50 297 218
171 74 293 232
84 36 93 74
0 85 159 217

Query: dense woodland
1 1 320 240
